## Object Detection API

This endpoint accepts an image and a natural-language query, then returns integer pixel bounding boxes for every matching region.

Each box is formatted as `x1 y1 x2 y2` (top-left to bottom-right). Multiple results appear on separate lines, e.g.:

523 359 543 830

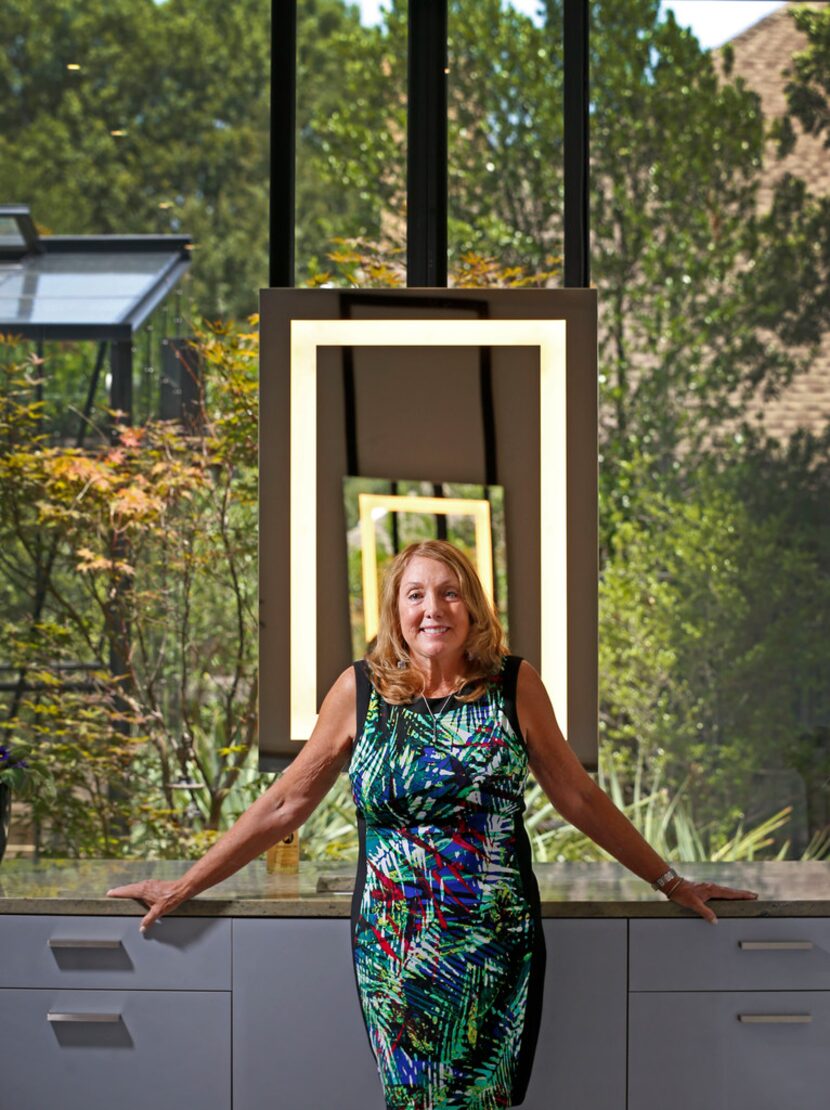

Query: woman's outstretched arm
516 660 757 923
106 666 357 931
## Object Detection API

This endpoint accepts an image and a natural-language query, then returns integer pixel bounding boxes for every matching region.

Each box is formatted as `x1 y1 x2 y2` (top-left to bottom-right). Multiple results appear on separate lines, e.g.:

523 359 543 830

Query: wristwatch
651 866 681 892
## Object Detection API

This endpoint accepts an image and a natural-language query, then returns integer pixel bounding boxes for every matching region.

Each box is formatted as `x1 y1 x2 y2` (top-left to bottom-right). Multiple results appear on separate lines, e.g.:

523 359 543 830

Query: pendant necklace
422 690 455 742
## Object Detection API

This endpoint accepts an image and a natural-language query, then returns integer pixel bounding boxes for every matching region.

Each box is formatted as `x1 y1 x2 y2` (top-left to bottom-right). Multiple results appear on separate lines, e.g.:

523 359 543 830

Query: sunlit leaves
0 323 262 857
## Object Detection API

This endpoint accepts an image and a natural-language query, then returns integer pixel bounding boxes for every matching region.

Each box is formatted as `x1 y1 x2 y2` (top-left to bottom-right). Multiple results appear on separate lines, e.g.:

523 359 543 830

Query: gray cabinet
232 918 386 1109
629 991 830 1110
232 917 627 1110
6 909 824 1109
524 920 627 1110
0 914 231 990
0 988 231 1110
0 915 231 1110
629 918 830 991
628 918 830 1110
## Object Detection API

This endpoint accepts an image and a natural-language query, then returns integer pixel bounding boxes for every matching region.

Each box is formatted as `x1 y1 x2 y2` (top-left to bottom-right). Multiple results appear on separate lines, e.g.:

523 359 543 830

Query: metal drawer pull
48 938 123 950
47 1012 122 1024
738 1014 812 1024
739 941 813 950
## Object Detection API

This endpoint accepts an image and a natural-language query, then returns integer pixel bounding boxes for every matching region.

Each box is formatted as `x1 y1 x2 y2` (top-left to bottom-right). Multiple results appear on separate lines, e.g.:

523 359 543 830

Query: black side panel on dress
353 659 373 737
350 814 376 1062
505 652 546 1106
350 663 376 1062
511 810 547 1106
502 654 525 744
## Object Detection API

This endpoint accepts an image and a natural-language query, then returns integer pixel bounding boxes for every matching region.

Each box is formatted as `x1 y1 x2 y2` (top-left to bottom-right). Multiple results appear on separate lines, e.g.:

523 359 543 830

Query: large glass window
447 1 563 281
3 0 827 866
0 0 267 859
295 0 408 284
592 0 830 862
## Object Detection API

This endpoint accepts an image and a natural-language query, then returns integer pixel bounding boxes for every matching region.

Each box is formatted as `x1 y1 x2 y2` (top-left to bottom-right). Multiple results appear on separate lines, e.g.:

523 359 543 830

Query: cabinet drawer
0 988 230 1110
629 918 830 992
0 915 230 990
629 990 830 1110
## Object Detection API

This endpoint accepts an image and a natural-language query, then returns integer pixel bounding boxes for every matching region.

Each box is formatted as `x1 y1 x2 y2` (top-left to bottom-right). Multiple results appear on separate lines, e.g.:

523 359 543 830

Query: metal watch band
651 866 680 892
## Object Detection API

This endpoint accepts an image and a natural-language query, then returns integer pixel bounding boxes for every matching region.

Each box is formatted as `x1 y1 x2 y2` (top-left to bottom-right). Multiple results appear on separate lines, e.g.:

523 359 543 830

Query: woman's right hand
106 879 189 933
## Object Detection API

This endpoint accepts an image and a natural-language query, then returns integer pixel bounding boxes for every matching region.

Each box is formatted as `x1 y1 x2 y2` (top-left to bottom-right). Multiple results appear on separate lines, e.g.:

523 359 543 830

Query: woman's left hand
665 878 758 923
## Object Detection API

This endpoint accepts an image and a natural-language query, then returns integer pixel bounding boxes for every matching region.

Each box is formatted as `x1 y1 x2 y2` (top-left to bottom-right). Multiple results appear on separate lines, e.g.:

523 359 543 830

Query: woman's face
397 555 471 667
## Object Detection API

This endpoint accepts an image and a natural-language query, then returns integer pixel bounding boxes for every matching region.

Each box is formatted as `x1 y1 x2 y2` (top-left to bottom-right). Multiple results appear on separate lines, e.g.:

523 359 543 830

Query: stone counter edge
2 897 829 918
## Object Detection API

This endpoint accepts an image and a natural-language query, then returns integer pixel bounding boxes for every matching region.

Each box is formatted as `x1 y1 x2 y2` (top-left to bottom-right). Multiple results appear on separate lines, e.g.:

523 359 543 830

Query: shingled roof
720 1 830 442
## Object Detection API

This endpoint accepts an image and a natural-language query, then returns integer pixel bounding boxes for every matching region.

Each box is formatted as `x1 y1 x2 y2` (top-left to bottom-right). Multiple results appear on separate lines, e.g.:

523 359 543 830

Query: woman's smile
398 555 472 667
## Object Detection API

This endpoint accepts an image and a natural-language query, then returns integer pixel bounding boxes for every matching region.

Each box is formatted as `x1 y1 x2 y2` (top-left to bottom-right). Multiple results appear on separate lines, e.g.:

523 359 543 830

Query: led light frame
289 318 567 740
357 491 494 643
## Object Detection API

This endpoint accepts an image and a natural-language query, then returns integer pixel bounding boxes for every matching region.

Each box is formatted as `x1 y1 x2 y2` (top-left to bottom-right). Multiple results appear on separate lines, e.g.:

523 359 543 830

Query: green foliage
0 321 265 857
0 740 53 801
588 1 829 547
298 773 359 862
446 1 564 268
784 4 830 146
1 0 265 317
306 0 565 274
598 442 830 847
10 681 140 856
524 741 830 865
296 3 406 279
306 0 830 545
0 0 369 317
2 0 829 866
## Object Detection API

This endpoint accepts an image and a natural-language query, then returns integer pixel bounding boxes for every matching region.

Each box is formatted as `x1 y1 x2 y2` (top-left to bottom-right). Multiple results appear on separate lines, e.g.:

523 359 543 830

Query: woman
109 539 758 1108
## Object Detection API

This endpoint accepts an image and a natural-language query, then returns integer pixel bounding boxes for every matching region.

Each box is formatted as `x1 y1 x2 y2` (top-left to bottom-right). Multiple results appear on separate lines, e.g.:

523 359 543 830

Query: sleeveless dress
348 655 546 1110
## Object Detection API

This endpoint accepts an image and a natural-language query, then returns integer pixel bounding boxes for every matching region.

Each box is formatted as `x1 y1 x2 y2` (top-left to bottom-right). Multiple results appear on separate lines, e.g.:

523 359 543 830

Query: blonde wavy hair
365 540 507 704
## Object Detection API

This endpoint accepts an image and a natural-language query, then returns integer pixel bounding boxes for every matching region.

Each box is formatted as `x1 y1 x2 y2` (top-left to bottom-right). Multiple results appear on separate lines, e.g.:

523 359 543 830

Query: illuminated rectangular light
289 319 568 740
357 492 494 642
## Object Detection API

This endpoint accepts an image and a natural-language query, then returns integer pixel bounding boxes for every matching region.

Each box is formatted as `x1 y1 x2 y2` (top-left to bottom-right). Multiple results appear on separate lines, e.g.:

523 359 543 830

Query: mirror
259 288 598 767
343 476 508 657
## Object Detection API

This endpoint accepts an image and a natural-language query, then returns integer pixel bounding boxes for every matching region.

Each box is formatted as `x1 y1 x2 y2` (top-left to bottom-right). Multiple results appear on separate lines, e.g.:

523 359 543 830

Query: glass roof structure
0 206 191 342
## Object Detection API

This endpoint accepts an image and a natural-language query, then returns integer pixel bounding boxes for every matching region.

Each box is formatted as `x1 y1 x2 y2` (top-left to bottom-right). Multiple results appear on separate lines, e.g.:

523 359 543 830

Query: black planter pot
0 783 10 863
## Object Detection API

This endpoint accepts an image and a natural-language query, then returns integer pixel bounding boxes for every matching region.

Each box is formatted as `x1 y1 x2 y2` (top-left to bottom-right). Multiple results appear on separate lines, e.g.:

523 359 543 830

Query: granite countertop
1 859 829 917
